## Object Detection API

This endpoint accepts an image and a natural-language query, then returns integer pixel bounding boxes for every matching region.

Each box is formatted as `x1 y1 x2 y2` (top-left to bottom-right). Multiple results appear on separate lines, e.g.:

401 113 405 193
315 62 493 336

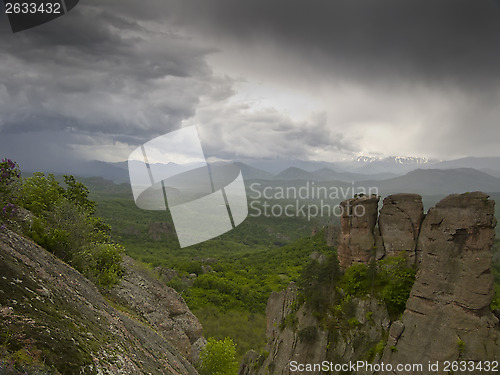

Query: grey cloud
194 105 357 161
166 0 500 89
0 1 227 144
2 0 500 169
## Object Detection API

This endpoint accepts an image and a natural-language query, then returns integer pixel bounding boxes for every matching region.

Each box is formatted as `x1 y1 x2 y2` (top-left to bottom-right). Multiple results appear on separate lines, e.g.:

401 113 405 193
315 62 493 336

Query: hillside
0 228 200 374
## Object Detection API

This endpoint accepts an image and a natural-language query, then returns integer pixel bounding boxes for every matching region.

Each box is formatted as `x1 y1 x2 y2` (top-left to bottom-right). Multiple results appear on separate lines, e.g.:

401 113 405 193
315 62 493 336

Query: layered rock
378 193 424 263
337 195 380 268
382 192 500 373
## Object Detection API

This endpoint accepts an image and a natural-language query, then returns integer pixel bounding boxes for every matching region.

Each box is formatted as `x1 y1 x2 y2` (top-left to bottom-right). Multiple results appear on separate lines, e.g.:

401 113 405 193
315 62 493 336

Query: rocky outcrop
378 193 424 263
241 283 329 375
109 256 204 362
245 192 500 375
240 286 391 375
338 193 425 266
382 192 500 373
0 228 199 374
337 195 380 268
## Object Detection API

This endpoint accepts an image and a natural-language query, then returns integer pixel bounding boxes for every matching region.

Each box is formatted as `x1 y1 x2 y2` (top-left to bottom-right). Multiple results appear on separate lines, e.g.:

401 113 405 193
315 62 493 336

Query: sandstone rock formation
0 228 199 374
382 192 500 374
244 192 500 375
337 195 380 268
338 193 425 267
378 193 424 263
240 283 329 375
240 284 390 375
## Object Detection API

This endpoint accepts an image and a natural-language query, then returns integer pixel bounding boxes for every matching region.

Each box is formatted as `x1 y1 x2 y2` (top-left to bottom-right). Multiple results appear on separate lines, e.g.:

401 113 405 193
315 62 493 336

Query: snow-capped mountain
355 155 435 165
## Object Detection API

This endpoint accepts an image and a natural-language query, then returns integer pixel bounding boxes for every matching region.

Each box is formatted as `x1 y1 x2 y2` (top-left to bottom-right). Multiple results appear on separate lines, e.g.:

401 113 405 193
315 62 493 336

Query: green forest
86 176 333 359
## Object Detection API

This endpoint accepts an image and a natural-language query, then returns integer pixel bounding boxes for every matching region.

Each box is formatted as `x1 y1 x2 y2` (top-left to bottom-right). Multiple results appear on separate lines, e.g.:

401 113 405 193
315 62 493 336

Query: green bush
347 317 361 328
16 170 121 287
377 257 416 315
74 243 124 287
0 158 21 226
298 252 341 310
341 263 370 297
19 173 64 216
299 255 415 320
199 337 238 375
366 339 386 361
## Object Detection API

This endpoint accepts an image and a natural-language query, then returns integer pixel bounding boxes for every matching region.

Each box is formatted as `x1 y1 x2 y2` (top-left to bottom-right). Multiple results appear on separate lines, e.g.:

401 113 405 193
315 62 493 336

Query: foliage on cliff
298 254 416 319
0 161 123 287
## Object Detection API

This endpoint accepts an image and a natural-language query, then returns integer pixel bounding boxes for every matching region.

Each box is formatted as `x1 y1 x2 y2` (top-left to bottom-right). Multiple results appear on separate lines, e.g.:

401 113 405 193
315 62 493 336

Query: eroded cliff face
240 284 390 375
338 193 425 268
242 192 499 375
337 195 380 269
240 283 329 375
378 193 424 264
382 192 500 374
0 228 200 374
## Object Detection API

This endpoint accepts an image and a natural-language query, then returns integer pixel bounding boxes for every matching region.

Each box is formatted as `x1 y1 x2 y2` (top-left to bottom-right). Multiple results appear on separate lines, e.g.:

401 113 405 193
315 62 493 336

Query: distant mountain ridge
372 168 500 195
20 156 500 194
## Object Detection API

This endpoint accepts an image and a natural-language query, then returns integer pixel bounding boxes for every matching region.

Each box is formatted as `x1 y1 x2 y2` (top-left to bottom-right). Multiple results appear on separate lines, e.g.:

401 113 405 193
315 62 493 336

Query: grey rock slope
0 228 199 374
109 256 205 363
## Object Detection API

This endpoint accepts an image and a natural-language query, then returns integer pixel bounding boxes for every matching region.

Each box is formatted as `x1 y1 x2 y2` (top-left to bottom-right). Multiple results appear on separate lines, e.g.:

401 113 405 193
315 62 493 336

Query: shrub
0 158 21 226
279 312 298 331
341 263 370 297
298 252 341 310
199 337 238 375
16 169 122 287
74 243 124 287
367 339 386 361
377 257 416 316
347 317 361 328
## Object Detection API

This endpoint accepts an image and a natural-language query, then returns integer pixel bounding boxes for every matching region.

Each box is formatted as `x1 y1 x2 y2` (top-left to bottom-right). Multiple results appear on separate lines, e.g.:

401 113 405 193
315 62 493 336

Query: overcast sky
1 0 500 170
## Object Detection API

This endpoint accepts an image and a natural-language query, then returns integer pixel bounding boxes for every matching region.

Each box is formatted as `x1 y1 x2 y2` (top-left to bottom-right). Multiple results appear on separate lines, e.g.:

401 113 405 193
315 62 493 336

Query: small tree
199 337 238 375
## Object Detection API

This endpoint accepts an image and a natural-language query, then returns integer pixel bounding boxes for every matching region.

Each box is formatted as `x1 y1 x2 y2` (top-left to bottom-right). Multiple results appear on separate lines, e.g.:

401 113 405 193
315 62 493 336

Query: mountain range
21 155 500 196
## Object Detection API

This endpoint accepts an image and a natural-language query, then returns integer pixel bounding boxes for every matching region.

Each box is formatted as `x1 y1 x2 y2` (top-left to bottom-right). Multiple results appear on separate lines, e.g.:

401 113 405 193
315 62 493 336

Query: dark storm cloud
159 0 500 159
167 0 500 89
